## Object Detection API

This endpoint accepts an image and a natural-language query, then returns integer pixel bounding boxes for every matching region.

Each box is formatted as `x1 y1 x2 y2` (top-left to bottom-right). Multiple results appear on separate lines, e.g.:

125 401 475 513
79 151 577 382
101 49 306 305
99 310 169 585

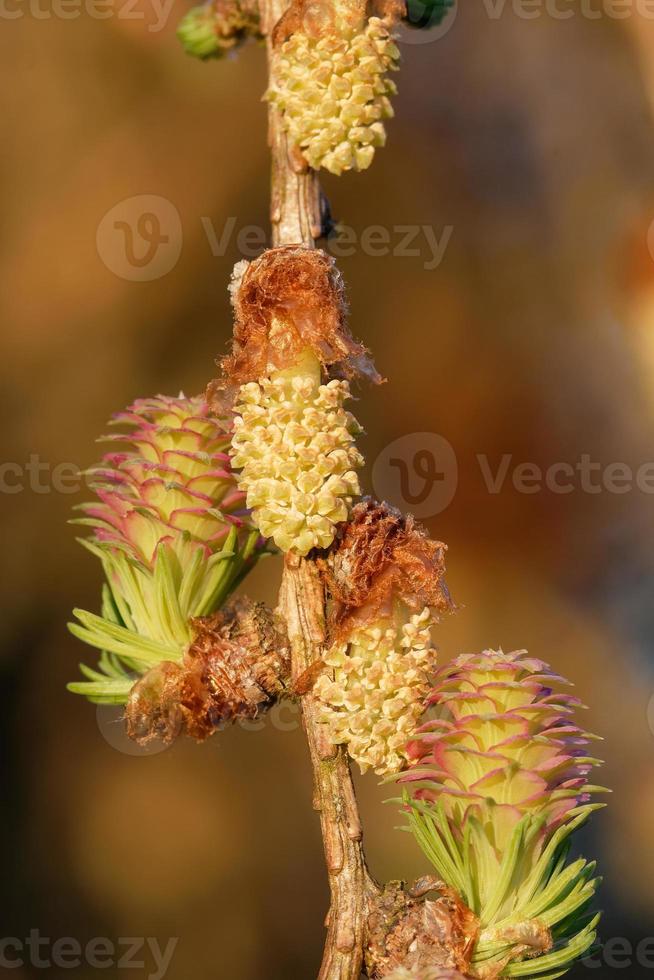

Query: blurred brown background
2 0 654 977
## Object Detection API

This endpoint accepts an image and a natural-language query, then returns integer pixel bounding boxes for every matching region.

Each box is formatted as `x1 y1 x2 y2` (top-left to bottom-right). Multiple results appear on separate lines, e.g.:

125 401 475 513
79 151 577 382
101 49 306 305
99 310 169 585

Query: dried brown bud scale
324 498 453 640
126 599 289 744
366 880 478 979
208 247 380 413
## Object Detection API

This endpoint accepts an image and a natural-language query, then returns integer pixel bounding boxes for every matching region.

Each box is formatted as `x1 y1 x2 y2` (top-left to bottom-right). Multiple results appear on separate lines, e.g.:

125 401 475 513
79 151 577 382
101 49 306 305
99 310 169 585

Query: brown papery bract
273 0 406 44
125 598 290 744
323 499 454 641
213 0 262 40
366 880 478 979
370 0 407 24
207 246 381 411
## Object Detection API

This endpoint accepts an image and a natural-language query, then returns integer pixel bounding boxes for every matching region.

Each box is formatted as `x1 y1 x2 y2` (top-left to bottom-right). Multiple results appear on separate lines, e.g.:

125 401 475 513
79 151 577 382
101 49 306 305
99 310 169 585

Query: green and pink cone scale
68 395 263 706
399 649 606 979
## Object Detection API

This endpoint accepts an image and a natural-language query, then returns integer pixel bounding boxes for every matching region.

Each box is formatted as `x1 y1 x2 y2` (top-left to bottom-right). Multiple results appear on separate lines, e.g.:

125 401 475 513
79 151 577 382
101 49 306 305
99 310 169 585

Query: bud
67 394 265 710
315 501 452 775
177 0 261 60
400 649 607 978
405 0 455 30
267 16 400 176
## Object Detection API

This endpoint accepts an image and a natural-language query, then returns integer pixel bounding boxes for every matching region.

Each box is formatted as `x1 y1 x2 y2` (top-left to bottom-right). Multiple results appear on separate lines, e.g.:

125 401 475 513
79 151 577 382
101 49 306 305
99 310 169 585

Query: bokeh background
2 0 654 976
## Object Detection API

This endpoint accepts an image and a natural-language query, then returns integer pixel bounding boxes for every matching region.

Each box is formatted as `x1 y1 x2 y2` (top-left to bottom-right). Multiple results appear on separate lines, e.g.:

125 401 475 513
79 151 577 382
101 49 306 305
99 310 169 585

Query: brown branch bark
278 556 379 980
261 0 324 247
256 6 465 979
259 3 379 978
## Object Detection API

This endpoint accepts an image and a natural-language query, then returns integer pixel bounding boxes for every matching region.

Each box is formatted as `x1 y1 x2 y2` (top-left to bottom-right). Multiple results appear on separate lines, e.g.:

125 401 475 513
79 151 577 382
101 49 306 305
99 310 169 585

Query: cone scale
400 649 606 979
68 394 263 706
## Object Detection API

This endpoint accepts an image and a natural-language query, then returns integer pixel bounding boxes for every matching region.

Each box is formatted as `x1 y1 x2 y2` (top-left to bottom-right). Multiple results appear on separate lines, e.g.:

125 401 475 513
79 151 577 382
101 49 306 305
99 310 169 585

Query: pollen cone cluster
267 16 400 175
212 248 379 556
68 395 263 710
315 501 452 776
401 649 606 978
231 352 363 556
317 607 435 775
